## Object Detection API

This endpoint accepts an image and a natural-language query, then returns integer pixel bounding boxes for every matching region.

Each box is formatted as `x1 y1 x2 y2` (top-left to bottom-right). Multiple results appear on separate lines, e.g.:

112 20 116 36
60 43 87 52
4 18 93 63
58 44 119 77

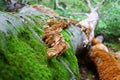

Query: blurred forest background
0 0 120 52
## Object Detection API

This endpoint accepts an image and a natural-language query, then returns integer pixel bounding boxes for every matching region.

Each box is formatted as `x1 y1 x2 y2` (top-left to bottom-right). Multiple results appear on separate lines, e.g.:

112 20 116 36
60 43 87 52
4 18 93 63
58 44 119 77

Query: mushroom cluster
42 17 69 60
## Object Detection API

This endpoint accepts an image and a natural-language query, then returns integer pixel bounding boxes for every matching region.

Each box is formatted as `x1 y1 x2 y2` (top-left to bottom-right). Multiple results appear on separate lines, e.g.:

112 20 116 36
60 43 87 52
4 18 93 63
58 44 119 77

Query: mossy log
0 6 87 80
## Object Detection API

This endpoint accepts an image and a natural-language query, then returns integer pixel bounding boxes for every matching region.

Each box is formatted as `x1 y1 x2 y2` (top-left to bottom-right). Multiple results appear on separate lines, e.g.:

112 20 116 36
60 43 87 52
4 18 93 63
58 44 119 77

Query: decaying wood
76 0 105 45
89 37 120 80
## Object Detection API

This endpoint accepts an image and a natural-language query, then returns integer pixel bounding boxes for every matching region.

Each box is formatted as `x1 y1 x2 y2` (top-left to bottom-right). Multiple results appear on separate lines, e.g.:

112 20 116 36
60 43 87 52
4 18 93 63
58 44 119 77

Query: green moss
0 37 52 80
61 30 80 80
0 28 80 80
0 1 6 11
48 57 69 80
0 12 80 80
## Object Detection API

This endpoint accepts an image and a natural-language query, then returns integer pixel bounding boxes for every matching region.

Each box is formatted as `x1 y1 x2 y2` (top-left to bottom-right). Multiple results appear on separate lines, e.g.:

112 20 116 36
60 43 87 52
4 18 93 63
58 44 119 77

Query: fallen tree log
0 5 87 80
0 0 101 80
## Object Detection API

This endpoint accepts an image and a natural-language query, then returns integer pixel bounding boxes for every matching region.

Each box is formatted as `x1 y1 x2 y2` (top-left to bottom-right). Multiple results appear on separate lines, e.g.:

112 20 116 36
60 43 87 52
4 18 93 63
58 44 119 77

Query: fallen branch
76 0 105 46
67 12 88 16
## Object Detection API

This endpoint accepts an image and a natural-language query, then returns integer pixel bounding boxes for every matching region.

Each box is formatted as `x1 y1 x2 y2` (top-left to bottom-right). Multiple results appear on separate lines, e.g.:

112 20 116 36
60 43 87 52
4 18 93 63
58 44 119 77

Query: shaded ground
79 65 98 80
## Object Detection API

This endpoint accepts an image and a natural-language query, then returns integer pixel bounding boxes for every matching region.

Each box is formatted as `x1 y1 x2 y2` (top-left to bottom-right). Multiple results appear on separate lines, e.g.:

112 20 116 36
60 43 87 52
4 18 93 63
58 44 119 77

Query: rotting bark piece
90 51 120 80
75 0 105 46
89 36 120 80
67 19 78 25
47 18 68 28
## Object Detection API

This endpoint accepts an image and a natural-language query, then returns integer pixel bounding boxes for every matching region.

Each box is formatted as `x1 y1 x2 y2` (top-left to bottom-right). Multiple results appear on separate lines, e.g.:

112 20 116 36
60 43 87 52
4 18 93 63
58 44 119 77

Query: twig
68 12 89 16
85 0 93 11
55 0 65 11
95 0 105 11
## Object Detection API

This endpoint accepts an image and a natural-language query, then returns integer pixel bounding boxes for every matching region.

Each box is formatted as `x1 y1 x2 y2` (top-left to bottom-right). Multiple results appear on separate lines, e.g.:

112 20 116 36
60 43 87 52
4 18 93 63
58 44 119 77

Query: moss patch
0 12 80 80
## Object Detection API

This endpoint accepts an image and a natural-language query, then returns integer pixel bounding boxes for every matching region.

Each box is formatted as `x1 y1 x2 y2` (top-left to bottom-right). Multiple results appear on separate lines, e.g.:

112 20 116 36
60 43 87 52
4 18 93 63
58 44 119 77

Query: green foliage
54 0 88 21
0 1 6 11
96 8 120 42
0 33 52 80
105 42 120 52
104 8 120 37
